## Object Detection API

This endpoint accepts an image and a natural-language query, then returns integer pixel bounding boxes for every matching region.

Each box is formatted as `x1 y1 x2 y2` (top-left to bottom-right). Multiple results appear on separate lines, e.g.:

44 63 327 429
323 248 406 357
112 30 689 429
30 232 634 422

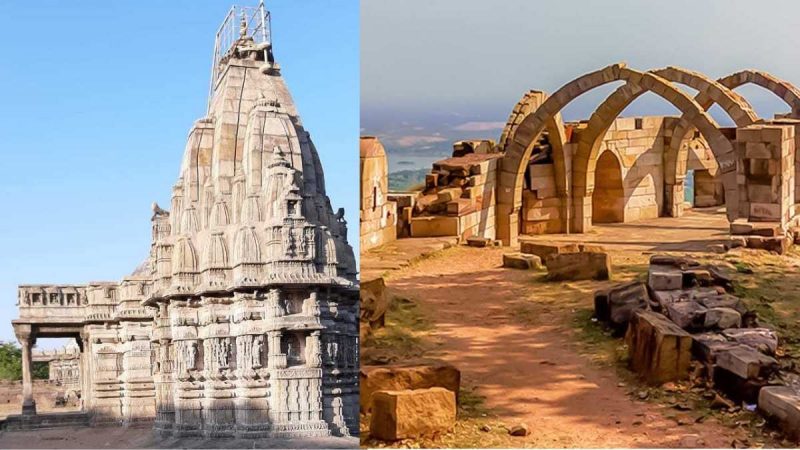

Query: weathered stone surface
696 293 747 315
666 301 707 331
746 235 790 254
626 311 692 384
466 236 490 248
508 423 531 436
648 268 683 291
691 333 739 363
758 386 800 440
361 276 389 340
519 241 580 261
595 282 649 330
502 252 543 270
360 363 461 413
703 307 742 330
546 252 611 281
369 388 456 441
649 255 700 269
722 328 779 356
716 345 779 380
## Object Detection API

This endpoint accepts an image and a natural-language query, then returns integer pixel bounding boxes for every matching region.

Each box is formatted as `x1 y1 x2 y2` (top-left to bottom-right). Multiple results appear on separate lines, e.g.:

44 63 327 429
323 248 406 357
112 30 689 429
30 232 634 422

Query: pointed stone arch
497 64 739 244
665 70 800 211
577 66 757 223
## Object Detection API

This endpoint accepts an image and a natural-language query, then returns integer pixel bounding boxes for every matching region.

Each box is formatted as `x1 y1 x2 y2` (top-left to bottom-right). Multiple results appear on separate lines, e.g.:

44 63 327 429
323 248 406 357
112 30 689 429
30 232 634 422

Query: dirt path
382 210 757 448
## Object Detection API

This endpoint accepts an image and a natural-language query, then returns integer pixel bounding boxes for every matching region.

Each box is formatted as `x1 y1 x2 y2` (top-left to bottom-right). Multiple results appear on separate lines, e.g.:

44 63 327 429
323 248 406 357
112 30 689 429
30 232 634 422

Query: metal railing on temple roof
208 1 272 112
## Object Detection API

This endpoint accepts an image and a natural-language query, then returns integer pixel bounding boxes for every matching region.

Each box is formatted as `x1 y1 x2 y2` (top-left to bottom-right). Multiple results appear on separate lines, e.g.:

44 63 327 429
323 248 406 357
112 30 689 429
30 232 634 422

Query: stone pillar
267 331 285 369
14 325 36 415
571 194 593 233
665 181 685 218
736 124 796 227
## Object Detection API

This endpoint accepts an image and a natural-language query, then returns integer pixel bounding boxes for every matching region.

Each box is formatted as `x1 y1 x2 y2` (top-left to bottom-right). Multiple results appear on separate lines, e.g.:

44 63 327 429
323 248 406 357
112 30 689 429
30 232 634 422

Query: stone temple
10 3 359 439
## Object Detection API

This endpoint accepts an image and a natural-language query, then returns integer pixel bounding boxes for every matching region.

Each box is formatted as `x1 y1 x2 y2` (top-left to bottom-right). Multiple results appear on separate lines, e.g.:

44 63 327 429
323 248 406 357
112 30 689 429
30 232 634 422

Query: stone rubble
594 254 800 440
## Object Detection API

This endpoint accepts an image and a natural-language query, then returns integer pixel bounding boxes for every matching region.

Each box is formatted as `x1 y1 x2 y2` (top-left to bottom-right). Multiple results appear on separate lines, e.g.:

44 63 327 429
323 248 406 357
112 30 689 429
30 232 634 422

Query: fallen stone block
369 388 456 441
360 362 461 413
703 307 742 330
649 255 700 269
758 386 800 441
502 252 543 270
681 268 714 288
545 252 610 281
360 277 389 341
746 235 790 254
508 423 530 437
466 236 490 248
648 267 683 291
705 265 734 291
608 282 650 328
626 311 692 384
722 328 778 356
716 345 778 380
519 241 579 261
666 301 707 331
691 332 740 363
696 293 747 315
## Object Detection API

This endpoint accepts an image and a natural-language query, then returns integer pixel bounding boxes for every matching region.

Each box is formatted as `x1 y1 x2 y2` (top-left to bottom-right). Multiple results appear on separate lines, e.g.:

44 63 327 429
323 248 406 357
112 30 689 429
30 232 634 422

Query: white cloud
452 121 506 132
391 135 448 148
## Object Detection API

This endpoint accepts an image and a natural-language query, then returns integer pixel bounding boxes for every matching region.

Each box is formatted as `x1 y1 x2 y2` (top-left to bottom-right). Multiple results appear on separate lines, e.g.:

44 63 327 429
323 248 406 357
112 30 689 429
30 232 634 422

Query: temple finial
239 12 248 38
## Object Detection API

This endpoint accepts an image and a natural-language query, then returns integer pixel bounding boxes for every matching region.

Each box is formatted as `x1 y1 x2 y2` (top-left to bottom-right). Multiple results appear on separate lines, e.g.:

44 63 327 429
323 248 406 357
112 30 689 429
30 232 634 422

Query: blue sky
362 0 800 150
0 1 359 347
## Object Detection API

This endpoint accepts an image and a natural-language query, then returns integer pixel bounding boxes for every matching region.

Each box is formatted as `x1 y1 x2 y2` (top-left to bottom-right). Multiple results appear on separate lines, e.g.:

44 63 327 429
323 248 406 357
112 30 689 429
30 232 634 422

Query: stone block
519 241 580 261
703 307 742 329
648 268 683 291
746 235 790 254
595 281 650 330
722 328 778 356
360 277 389 341
360 363 461 413
758 386 800 441
696 294 746 315
730 220 754 235
691 332 740 363
502 252 543 270
716 345 778 380
410 216 460 237
666 301 707 330
369 388 456 441
626 311 692 384
545 252 611 281
466 236 490 248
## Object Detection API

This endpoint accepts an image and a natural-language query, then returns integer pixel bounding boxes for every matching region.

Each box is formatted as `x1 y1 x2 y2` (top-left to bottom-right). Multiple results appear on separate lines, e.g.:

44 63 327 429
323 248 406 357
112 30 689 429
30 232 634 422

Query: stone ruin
380 64 800 254
8 2 359 439
33 344 81 392
595 255 800 440
360 137 397 251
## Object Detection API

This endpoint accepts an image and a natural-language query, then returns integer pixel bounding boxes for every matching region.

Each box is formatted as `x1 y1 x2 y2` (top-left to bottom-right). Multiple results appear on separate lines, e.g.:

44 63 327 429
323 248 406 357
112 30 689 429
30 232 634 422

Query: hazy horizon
362 0 800 163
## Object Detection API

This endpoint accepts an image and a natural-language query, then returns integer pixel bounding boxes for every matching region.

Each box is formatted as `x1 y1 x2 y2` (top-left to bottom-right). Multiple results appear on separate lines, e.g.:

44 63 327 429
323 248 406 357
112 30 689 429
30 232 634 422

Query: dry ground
0 380 79 420
361 208 800 448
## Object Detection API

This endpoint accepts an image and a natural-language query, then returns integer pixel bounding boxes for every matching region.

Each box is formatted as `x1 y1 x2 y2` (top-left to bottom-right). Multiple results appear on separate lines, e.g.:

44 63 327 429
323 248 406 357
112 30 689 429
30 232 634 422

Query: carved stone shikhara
11 3 358 439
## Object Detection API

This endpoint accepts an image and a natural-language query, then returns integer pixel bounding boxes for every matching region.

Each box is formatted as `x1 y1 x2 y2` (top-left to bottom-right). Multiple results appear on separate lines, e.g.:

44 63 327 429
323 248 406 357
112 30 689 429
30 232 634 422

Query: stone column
14 325 36 415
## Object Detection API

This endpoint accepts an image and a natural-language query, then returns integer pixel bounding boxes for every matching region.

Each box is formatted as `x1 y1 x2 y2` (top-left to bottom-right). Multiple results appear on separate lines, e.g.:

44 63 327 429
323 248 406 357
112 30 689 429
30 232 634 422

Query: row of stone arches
497 63 800 245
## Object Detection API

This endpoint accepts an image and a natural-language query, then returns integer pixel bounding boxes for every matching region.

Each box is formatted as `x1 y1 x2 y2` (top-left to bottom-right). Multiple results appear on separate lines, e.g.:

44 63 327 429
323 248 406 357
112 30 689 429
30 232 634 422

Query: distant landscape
362 105 506 191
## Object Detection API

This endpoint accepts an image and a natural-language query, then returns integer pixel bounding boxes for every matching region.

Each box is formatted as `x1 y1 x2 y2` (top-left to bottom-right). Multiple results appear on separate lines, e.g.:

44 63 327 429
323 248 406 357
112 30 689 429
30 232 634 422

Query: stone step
2 412 91 431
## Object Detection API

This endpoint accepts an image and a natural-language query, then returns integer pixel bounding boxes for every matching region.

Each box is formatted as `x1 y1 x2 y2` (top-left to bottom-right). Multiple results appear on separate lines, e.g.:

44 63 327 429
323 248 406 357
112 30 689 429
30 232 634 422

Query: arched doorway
592 151 624 223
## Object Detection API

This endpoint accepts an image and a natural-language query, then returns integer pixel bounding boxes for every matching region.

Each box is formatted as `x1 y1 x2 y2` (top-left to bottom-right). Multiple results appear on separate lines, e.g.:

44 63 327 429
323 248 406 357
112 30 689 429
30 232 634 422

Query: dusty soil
361 208 798 448
0 380 79 420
